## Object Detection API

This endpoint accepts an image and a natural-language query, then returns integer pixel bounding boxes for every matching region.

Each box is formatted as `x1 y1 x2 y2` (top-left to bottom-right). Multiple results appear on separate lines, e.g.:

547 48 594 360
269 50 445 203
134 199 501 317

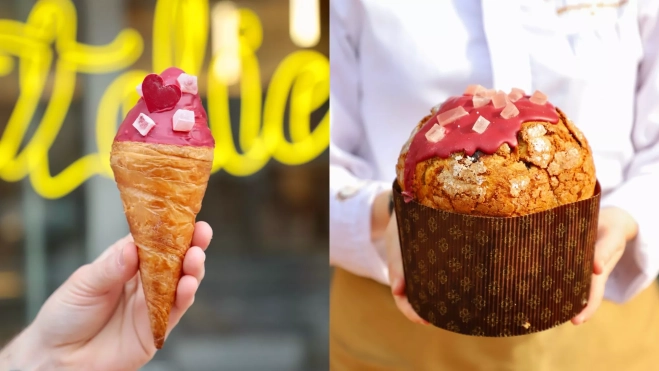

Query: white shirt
330 0 659 303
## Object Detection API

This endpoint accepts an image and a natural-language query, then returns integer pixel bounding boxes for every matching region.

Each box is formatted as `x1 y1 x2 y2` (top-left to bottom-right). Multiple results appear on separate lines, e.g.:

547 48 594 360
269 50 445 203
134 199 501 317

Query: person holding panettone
329 1 659 370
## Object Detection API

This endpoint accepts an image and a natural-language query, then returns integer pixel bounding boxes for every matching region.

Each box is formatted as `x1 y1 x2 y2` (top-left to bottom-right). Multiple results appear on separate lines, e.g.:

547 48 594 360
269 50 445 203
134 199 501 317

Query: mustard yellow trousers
330 268 659 371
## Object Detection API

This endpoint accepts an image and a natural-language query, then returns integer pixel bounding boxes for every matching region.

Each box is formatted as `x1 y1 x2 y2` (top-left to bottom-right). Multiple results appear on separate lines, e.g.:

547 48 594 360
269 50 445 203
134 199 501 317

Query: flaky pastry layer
110 141 213 349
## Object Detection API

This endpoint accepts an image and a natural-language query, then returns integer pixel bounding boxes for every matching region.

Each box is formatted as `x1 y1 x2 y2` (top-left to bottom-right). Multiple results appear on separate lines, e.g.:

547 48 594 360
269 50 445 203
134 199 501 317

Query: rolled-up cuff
600 176 659 303
330 180 391 285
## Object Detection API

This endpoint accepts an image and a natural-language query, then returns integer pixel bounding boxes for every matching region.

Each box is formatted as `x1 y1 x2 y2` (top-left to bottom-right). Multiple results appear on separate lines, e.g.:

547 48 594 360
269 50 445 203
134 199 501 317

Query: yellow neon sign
0 0 329 199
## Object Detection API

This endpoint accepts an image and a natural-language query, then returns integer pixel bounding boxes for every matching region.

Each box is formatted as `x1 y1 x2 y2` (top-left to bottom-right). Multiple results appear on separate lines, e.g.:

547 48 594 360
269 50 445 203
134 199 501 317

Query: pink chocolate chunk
464 84 486 96
472 115 490 134
425 124 447 143
437 106 468 126
132 113 156 136
492 91 509 109
477 89 496 99
172 109 196 132
177 73 198 94
530 90 548 105
508 87 525 102
501 102 520 119
473 94 491 108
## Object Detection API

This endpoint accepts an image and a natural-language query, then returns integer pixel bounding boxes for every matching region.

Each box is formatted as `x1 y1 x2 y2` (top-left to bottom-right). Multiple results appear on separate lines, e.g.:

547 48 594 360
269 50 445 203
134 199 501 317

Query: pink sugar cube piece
472 115 491 134
476 88 497 99
132 113 156 136
508 87 525 102
530 90 548 105
501 102 520 119
437 106 468 126
472 94 491 108
464 84 486 95
177 73 198 94
172 109 196 132
425 124 447 143
136 83 143 97
492 91 509 109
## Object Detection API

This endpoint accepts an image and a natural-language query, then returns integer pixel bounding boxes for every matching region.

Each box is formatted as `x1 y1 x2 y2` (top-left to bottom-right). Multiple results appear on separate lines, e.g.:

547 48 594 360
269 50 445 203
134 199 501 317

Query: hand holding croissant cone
0 222 212 370
0 68 216 369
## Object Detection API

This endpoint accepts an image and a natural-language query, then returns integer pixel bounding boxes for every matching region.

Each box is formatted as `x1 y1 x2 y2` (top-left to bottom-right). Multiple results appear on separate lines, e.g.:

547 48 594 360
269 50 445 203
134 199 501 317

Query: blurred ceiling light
211 1 241 85
290 0 320 48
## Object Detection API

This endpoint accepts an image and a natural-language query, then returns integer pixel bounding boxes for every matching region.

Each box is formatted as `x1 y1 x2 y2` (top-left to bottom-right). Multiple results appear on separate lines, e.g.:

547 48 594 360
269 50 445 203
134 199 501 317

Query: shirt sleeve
601 1 659 303
329 0 390 285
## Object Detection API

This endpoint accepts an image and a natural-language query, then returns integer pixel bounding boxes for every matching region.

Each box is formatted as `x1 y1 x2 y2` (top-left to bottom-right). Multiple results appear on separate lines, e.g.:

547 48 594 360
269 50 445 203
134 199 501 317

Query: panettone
396 86 596 217
391 86 601 337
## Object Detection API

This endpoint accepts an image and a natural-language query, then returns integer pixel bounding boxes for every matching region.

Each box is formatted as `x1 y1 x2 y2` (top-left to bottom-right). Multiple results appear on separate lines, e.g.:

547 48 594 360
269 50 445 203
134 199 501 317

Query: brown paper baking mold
393 181 601 337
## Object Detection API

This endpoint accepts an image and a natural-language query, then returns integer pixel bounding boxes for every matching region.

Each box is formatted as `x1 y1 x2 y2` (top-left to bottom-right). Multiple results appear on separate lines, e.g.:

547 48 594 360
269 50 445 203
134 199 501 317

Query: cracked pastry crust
110 141 213 348
396 109 596 217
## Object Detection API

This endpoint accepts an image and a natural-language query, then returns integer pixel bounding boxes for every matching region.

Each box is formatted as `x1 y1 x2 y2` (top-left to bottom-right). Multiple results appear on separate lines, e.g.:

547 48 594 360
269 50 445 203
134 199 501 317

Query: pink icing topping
114 67 215 147
403 91 559 192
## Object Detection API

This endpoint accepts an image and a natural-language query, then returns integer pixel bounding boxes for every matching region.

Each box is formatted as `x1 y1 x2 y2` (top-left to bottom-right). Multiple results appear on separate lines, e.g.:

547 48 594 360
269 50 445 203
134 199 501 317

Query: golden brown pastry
396 86 596 216
110 67 214 349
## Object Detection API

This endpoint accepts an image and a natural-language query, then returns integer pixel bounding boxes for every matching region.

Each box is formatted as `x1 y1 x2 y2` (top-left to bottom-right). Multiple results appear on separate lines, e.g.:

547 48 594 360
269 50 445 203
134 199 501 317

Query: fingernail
391 278 402 293
117 246 125 267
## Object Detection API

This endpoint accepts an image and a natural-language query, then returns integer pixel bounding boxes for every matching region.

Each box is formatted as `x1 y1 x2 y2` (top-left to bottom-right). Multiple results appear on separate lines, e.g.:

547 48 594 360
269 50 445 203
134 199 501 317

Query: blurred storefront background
0 0 328 370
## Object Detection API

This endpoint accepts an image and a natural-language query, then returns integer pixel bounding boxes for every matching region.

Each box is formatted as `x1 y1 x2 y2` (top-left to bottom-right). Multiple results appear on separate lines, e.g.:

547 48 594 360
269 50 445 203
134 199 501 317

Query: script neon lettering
0 0 329 199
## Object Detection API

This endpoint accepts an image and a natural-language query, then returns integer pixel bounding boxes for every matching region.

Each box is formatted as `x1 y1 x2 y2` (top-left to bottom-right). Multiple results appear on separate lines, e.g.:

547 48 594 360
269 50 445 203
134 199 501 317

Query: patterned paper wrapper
392 180 601 337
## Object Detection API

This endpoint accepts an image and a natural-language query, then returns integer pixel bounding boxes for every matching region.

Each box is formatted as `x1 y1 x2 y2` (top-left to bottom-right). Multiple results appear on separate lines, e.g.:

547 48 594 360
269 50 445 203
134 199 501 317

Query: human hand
572 207 638 325
3 221 212 370
385 213 430 325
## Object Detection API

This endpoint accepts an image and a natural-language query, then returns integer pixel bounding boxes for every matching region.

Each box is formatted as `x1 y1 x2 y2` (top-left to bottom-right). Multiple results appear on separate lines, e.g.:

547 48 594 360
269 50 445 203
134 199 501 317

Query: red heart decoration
141 73 182 113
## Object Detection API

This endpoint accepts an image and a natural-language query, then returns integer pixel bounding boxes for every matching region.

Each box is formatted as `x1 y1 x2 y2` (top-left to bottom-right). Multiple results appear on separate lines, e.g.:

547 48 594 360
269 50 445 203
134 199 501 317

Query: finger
592 259 605 276
166 275 199 333
392 278 429 325
191 221 213 251
93 234 134 263
386 216 428 325
386 215 404 289
71 240 139 296
182 246 206 282
571 272 607 325
592 229 610 275
602 245 625 277
593 230 625 276
393 296 429 325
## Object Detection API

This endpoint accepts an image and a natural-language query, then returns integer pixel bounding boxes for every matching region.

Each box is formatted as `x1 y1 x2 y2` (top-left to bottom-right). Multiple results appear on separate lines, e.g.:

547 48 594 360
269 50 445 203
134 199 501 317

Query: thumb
385 214 429 325
72 241 139 295
385 214 404 293
593 227 624 276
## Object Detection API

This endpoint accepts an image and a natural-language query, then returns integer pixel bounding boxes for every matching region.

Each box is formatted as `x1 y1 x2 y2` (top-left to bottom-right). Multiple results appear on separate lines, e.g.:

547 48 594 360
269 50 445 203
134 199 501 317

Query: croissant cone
110 141 213 349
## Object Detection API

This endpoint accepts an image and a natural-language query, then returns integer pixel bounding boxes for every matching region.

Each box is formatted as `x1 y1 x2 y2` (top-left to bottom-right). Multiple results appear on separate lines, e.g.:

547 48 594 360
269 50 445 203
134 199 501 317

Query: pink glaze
114 67 215 147
403 93 559 193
